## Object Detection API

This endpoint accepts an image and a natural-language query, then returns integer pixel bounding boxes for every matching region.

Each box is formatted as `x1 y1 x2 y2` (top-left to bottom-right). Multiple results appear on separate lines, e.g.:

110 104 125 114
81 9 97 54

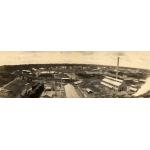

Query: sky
0 51 150 69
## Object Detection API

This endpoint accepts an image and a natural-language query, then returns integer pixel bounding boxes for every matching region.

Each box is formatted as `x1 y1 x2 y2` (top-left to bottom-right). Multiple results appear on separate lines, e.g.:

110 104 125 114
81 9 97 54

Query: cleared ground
64 84 80 98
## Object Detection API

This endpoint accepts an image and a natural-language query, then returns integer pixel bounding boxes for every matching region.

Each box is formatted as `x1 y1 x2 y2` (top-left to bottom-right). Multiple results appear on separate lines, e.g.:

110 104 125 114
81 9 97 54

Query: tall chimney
116 57 120 79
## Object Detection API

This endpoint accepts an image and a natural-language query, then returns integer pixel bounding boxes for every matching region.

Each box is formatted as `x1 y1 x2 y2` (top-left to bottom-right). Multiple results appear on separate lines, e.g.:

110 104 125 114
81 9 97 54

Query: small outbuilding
85 88 93 93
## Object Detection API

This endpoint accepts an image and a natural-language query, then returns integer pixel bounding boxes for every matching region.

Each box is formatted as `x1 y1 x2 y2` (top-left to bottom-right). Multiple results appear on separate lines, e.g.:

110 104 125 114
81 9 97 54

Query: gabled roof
101 76 124 89
85 88 93 93
105 76 123 82
102 78 122 87
74 80 83 85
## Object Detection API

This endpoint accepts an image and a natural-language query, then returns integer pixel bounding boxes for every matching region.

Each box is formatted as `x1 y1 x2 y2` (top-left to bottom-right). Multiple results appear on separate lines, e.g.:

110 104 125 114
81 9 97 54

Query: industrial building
128 85 138 92
0 77 27 97
74 80 83 85
0 57 148 98
100 57 139 93
101 76 127 91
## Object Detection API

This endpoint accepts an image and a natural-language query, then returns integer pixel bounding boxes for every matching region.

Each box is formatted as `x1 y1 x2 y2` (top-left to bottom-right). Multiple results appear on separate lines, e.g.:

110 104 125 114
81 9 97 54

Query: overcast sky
0 51 150 69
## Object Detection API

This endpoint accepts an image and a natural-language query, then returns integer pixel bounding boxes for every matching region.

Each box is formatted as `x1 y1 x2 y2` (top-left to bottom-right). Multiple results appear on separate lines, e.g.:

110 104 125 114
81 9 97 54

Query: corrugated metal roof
102 78 122 87
100 76 126 90
130 84 137 88
105 76 123 82
85 88 93 93
41 91 55 97
40 71 50 74
129 87 137 92
61 78 70 80
74 80 83 85
101 81 114 89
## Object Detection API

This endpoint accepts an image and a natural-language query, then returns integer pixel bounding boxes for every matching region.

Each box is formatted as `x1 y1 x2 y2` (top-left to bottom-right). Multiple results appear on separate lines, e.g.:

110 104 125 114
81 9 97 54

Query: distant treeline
0 63 149 72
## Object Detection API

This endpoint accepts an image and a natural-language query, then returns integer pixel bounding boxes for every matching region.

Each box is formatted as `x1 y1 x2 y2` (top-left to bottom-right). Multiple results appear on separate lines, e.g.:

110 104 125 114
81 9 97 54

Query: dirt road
64 84 80 98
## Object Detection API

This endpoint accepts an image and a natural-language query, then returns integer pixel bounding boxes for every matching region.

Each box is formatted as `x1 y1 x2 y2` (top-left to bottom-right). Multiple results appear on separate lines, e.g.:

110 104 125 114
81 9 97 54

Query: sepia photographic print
0 51 150 98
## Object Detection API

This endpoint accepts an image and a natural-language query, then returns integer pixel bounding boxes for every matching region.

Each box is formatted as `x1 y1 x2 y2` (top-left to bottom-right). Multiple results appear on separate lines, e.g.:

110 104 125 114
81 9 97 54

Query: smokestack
116 57 120 79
